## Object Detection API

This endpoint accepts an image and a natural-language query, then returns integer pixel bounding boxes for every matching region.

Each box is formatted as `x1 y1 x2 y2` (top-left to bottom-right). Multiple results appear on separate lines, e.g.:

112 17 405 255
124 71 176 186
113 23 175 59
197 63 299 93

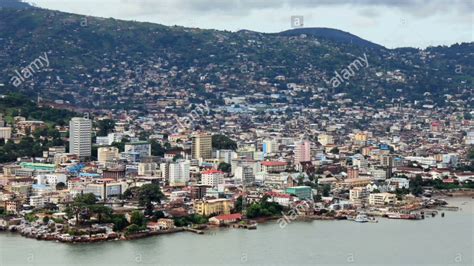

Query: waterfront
1 198 472 266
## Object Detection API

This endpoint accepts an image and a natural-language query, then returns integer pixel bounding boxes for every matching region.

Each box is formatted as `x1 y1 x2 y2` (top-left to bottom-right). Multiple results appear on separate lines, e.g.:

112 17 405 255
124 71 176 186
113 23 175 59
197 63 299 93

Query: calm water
1 198 473 266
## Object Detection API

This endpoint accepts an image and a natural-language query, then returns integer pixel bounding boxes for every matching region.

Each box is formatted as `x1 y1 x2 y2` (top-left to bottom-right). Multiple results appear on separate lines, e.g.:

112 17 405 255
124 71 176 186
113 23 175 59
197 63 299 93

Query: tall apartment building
294 140 311 164
69 116 92 159
169 160 190 187
234 166 255 185
201 169 225 187
262 139 278 154
192 133 212 160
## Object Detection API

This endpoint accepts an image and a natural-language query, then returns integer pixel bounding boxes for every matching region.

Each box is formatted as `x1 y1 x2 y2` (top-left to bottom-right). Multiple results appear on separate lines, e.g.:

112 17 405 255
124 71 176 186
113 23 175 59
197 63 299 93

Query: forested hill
0 7 472 110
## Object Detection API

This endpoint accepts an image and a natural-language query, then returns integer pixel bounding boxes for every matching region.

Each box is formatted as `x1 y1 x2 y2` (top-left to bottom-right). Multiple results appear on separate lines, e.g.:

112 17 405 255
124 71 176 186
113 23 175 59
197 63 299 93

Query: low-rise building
194 198 234 216
368 192 396 206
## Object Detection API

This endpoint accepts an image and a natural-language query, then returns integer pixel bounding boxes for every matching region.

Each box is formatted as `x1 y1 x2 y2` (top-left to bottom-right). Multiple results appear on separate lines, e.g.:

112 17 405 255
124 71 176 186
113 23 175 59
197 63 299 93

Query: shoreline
2 195 471 244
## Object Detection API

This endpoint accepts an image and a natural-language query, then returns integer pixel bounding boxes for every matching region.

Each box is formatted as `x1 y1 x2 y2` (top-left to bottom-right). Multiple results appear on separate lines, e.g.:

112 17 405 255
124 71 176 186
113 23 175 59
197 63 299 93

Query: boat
354 214 369 223
367 217 378 223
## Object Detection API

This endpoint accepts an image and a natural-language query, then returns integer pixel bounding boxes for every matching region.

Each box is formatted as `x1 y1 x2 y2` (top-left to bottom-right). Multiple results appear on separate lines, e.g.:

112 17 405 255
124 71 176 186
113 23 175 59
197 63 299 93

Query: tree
96 119 115 136
130 211 145 227
67 193 98 225
74 193 98 205
218 162 231 173
125 224 142 235
56 182 66 190
150 140 166 156
212 134 237 150
233 196 243 213
138 184 165 207
111 214 129 232
90 205 113 223
321 184 331 197
410 175 424 196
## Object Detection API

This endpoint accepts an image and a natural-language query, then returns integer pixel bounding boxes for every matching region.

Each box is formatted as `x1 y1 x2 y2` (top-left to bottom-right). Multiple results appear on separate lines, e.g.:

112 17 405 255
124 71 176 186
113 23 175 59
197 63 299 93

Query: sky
30 0 473 49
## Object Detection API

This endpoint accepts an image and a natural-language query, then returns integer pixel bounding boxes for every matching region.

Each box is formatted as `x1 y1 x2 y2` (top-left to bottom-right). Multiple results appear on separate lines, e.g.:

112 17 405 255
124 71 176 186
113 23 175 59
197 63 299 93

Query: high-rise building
192 133 212 160
348 166 360 179
234 166 255 185
169 160 190 187
294 140 311 164
201 169 225 187
262 139 278 154
69 116 92 159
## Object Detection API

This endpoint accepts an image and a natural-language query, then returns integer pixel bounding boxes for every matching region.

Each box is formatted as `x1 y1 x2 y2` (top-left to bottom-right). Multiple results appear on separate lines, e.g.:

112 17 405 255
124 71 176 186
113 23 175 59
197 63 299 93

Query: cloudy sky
31 0 473 48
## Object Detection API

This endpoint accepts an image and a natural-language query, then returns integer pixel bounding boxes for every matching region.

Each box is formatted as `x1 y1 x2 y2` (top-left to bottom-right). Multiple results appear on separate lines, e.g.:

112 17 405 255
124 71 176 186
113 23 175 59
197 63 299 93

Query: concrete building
97 146 119 163
294 140 311 165
262 139 278 154
192 133 212 160
69 117 92 159
349 187 368 205
124 142 151 158
285 186 313 200
194 198 234 216
169 160 190 187
234 166 255 185
0 127 12 141
216 149 236 164
368 192 396 206
318 134 334 146
201 169 225 187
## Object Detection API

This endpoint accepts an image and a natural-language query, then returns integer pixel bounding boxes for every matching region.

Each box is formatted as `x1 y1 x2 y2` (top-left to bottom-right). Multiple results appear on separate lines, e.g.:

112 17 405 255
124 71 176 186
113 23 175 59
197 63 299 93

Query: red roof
442 178 455 183
266 192 291 199
202 169 224 175
212 213 242 221
261 161 287 167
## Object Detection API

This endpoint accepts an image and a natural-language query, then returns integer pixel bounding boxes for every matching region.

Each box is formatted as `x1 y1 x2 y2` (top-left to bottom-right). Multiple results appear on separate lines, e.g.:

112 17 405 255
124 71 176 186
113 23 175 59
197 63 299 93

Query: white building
0 127 12 141
69 117 92 158
35 173 67 187
216 149 236 164
201 169 225 187
96 132 123 146
169 160 190 187
234 166 255 185
124 142 151 158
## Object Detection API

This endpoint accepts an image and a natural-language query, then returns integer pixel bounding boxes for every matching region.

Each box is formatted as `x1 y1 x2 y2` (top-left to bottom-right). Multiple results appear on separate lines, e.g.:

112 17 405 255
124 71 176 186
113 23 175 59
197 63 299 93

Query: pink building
295 140 311 165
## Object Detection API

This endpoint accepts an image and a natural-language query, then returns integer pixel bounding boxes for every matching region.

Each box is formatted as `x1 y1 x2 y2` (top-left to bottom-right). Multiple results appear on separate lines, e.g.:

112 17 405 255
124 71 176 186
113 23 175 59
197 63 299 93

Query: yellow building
194 199 234 216
318 134 334 146
336 177 373 189
354 132 368 142
192 133 212 160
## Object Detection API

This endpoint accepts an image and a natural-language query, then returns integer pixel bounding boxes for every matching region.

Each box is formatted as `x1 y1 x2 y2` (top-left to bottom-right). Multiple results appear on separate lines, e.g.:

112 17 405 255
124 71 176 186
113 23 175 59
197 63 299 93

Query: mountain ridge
0 7 472 111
